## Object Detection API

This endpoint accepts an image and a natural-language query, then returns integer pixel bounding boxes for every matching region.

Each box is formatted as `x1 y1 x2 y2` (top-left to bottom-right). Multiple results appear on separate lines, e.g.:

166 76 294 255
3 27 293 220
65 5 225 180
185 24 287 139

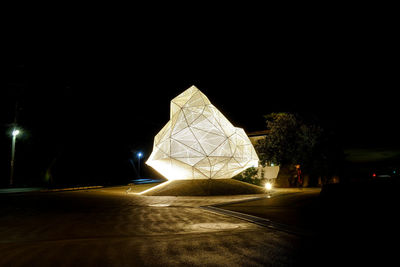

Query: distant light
137 152 143 158
271 163 274 166
394 170 397 174
265 182 272 191
12 129 20 136
372 173 376 177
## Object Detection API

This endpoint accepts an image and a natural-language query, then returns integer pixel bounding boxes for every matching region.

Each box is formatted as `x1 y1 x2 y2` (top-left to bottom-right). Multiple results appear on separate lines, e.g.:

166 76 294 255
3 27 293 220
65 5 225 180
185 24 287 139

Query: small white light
265 182 272 191
12 129 20 136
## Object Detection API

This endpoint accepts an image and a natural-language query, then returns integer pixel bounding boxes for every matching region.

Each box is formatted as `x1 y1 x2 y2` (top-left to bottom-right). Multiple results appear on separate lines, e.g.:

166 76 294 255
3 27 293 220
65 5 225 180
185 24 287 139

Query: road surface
0 186 311 266
1 185 395 266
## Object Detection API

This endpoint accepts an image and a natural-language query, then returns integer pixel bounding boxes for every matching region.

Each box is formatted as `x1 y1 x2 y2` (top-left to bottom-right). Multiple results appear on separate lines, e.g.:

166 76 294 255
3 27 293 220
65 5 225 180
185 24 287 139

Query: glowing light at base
265 182 272 191
136 181 172 195
146 85 259 180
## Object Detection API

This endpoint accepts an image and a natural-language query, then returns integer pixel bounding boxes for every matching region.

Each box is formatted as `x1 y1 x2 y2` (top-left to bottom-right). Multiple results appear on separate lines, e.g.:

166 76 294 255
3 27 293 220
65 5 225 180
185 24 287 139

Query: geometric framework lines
146 85 259 180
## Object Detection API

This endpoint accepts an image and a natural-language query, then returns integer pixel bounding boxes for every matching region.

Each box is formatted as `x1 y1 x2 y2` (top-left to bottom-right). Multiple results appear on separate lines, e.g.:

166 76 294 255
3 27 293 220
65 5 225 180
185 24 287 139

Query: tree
255 113 340 186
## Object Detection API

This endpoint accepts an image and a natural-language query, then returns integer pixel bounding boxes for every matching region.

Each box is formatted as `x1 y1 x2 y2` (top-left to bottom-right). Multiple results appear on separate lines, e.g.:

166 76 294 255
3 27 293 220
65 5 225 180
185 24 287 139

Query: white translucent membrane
146 85 259 180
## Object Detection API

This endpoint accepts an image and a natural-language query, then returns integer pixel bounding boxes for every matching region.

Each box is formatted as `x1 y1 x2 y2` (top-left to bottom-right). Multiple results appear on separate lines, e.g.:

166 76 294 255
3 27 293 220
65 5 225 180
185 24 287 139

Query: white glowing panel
146 85 259 180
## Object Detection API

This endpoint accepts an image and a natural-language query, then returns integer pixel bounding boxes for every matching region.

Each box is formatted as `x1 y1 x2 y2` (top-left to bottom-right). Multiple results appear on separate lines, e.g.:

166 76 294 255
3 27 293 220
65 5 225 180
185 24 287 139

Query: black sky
1 8 399 184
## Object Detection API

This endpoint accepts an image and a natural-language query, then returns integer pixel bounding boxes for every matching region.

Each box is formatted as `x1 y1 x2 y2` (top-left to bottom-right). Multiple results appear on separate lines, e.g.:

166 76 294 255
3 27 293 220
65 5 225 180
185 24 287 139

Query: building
247 130 280 180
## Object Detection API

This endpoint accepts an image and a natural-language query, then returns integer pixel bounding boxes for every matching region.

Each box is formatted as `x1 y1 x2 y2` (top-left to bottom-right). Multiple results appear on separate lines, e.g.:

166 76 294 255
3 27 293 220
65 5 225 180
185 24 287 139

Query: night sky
2 11 399 185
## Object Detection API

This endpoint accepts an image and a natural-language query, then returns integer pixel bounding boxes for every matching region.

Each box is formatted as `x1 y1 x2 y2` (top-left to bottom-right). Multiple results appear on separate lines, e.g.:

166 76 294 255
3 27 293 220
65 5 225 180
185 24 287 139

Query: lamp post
265 181 272 198
10 128 20 186
137 152 143 178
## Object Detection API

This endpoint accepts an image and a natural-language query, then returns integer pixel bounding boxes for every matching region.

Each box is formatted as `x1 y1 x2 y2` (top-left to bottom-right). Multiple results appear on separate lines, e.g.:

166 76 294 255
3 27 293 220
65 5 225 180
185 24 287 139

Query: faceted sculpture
146 85 259 180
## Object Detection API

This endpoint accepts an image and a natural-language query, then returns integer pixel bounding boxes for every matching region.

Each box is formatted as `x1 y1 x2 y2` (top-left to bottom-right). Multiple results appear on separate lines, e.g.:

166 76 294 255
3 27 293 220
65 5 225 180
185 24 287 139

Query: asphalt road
219 188 323 232
1 185 396 266
1 186 309 267
217 186 400 266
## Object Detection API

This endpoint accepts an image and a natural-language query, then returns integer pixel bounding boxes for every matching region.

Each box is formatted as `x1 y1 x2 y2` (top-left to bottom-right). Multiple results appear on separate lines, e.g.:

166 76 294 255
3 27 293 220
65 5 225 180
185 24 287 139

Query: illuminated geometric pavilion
146 85 259 180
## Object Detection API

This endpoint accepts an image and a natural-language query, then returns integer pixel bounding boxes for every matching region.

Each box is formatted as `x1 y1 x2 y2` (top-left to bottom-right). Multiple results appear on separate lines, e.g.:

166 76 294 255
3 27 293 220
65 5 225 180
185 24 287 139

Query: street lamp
265 181 272 198
137 152 143 178
10 128 20 186
265 182 272 191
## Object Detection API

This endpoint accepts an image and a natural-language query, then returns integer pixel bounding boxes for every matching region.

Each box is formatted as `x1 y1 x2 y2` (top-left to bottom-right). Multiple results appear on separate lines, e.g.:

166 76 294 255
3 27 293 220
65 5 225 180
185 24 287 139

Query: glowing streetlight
10 128 21 186
265 181 272 198
265 182 272 191
137 152 143 178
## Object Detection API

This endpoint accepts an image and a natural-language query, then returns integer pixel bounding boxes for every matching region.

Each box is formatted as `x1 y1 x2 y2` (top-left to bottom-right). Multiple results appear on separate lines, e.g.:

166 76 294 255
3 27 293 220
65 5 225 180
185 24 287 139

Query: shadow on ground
219 180 400 265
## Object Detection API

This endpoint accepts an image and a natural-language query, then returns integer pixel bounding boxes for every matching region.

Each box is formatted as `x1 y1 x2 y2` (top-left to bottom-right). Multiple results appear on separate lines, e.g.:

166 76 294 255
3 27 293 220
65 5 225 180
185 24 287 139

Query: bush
232 167 261 186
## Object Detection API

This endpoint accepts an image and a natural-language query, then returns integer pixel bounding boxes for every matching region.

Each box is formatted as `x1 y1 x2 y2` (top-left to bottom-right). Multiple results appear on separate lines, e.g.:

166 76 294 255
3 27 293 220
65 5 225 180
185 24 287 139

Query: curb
200 196 314 237
40 186 104 192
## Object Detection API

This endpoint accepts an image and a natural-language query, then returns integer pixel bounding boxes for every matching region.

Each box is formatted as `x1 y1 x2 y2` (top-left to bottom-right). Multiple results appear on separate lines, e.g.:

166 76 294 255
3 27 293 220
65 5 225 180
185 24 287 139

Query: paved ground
219 188 322 232
1 184 396 266
216 186 399 266
0 185 309 266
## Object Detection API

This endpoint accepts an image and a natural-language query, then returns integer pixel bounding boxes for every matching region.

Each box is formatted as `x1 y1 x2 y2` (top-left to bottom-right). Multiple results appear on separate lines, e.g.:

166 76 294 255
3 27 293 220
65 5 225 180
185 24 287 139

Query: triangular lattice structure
146 85 259 180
